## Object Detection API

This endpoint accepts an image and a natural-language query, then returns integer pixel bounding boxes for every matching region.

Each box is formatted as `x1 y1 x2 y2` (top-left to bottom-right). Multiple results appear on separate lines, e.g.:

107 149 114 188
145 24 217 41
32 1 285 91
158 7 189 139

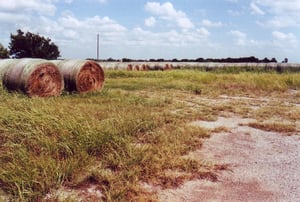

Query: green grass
0 70 300 201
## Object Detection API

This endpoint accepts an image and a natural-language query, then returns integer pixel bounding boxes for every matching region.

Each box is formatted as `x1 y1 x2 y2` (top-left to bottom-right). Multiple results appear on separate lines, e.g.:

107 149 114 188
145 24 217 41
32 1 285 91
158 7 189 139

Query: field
0 68 300 201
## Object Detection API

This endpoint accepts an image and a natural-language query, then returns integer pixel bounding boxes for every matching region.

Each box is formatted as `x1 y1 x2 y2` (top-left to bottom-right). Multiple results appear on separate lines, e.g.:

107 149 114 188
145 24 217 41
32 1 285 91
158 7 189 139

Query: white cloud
145 16 156 27
267 16 298 28
272 31 298 48
64 0 73 4
12 13 128 58
256 0 300 14
250 2 265 15
129 26 210 47
197 28 210 37
0 12 29 23
201 19 223 27
145 2 194 30
253 0 300 28
229 30 247 46
0 0 56 15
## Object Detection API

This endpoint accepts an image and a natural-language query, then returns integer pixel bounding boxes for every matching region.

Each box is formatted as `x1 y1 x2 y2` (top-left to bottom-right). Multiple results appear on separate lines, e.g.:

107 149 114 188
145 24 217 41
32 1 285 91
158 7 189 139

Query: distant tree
282 58 288 63
122 58 132 62
195 57 204 62
261 57 270 63
9 29 60 59
270 58 277 63
107 57 116 62
180 58 191 62
0 43 9 58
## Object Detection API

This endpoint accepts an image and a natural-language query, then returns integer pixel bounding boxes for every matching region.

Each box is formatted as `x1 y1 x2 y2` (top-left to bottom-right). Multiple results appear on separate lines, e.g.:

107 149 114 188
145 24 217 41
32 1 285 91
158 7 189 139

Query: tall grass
0 70 300 201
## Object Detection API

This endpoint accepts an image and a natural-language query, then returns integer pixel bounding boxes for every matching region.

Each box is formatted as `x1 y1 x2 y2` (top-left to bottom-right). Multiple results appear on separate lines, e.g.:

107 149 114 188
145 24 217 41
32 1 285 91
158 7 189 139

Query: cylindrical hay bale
164 64 173 70
53 60 105 93
135 65 140 71
1 59 64 97
141 64 149 71
127 64 133 71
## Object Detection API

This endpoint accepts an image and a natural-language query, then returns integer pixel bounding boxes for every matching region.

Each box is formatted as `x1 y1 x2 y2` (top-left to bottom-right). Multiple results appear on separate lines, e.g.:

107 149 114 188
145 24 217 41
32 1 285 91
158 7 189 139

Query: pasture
0 68 299 201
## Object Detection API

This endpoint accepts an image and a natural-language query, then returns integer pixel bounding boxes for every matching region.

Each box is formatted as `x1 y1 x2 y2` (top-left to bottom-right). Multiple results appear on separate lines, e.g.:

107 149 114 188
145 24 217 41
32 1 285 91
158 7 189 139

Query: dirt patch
44 184 104 201
158 93 300 201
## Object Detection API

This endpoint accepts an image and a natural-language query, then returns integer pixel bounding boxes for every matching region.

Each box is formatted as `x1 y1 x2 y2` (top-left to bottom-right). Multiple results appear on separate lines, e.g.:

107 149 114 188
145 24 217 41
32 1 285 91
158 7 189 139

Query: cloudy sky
0 0 299 62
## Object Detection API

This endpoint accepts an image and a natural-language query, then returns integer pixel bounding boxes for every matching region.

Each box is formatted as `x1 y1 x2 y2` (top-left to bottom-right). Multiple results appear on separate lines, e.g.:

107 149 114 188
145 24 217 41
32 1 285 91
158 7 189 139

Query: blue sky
0 0 299 62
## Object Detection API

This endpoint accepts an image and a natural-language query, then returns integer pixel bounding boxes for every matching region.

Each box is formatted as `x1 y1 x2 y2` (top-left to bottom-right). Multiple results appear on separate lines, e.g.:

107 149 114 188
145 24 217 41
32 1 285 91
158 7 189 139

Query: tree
282 58 288 63
9 29 60 59
270 58 277 63
0 43 9 59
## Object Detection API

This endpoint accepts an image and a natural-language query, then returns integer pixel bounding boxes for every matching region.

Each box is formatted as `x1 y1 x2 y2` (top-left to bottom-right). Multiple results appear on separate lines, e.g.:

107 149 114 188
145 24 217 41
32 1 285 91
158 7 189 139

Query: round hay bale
164 63 174 70
141 64 149 71
127 64 133 71
153 64 164 71
52 60 105 93
1 58 64 97
135 65 140 71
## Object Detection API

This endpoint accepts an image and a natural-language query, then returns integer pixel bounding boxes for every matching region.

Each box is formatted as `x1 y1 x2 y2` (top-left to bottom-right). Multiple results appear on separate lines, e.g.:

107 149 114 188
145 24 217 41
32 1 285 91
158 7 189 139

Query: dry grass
247 122 297 133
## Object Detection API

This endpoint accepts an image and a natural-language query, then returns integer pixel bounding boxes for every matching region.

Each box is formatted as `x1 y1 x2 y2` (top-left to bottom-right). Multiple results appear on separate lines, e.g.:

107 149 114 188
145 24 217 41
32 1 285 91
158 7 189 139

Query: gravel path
158 116 300 202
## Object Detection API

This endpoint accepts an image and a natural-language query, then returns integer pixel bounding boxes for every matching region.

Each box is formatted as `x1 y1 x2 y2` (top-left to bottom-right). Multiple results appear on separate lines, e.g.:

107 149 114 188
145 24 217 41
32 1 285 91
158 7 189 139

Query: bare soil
158 92 300 202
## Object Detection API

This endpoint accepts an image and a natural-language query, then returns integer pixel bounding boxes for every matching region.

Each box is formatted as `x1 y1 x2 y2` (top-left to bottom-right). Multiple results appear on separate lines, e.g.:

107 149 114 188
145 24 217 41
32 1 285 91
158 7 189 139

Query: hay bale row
126 63 173 71
100 61 300 72
0 59 105 97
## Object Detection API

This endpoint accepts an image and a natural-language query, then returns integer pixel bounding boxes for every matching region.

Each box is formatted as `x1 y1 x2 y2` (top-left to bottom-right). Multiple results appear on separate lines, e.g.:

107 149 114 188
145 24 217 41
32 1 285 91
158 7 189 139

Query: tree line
110 56 284 63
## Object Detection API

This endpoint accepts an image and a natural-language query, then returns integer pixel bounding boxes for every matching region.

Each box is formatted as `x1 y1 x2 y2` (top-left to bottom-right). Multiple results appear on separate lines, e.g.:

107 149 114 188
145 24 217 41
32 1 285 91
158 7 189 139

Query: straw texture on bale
53 60 105 93
0 59 15 80
0 59 64 97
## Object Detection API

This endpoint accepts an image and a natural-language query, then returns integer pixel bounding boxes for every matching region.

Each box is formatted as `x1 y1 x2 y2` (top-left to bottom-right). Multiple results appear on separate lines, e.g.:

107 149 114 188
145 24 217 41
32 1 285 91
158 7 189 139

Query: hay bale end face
127 64 133 71
53 60 105 93
1 59 64 97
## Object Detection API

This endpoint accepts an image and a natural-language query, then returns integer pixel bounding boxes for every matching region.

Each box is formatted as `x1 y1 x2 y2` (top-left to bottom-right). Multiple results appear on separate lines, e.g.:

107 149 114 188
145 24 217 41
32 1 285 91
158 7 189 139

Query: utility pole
97 34 99 60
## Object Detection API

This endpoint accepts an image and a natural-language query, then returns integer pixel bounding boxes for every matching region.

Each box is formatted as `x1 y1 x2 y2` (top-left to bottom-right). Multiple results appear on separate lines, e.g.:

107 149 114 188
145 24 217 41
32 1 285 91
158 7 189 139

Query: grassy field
0 69 300 201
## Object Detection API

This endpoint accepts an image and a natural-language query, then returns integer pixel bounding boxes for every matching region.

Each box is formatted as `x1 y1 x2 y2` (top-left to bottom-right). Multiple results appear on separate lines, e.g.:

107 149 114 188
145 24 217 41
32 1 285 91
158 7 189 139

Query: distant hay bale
141 64 149 71
127 64 133 71
164 64 173 70
0 59 64 97
135 65 140 71
153 64 164 71
52 59 104 93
